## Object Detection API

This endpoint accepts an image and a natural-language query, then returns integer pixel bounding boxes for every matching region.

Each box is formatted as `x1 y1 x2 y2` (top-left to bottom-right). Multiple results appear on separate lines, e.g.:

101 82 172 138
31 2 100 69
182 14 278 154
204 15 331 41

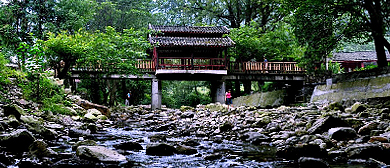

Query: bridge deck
70 59 305 81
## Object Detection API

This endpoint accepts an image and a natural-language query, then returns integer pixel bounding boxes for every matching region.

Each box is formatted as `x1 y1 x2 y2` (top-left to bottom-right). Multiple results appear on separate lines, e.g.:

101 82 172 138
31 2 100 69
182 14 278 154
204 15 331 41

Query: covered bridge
148 24 235 73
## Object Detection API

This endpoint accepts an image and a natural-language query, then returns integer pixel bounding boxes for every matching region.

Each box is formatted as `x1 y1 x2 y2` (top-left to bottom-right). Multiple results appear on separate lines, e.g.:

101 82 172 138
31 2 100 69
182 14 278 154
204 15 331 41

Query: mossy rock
73 140 97 150
351 102 367 113
344 118 364 129
180 106 194 112
327 102 344 112
97 115 108 120
3 104 25 120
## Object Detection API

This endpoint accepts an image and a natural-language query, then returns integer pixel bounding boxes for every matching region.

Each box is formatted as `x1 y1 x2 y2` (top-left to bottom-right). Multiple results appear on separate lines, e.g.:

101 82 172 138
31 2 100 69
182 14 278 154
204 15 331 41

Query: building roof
332 51 390 61
149 36 235 47
149 25 230 35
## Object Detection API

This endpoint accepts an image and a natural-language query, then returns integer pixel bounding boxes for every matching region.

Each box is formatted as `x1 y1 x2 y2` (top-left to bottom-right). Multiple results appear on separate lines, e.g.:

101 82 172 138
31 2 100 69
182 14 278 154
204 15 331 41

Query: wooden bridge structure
70 25 306 109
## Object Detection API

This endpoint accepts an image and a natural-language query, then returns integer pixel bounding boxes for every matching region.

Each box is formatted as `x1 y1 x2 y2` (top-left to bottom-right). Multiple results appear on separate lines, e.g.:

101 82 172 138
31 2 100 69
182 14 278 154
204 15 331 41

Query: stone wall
232 90 285 107
311 67 390 103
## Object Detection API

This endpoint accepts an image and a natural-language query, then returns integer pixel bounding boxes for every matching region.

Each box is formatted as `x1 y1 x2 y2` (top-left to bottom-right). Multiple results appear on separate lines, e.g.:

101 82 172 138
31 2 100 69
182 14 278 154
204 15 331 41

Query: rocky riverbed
2 86 390 167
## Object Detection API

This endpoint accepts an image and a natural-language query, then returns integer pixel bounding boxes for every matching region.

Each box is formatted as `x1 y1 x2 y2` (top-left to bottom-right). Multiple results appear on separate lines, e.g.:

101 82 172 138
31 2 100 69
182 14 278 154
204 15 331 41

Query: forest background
0 0 389 108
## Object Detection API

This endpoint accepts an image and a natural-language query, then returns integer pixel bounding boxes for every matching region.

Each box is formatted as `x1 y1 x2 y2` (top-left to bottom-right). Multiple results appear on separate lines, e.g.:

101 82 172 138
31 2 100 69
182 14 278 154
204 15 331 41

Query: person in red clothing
225 89 233 109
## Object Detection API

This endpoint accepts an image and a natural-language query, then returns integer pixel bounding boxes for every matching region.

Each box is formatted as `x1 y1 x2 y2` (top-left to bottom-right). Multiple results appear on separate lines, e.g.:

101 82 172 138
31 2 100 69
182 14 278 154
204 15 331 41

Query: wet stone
146 143 176 156
328 127 357 141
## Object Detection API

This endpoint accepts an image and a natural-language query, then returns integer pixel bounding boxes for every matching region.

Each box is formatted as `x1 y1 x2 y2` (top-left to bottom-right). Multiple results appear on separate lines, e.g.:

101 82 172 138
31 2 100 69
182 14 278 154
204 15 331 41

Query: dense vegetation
0 0 389 108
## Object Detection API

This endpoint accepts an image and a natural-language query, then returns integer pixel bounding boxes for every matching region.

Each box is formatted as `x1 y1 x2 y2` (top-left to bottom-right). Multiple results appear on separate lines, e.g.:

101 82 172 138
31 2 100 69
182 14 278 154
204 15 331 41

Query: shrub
41 94 73 115
20 73 62 102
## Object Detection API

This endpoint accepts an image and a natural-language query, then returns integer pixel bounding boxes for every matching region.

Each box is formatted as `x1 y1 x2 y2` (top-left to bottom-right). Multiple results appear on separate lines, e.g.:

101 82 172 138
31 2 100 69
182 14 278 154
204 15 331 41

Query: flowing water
94 127 293 168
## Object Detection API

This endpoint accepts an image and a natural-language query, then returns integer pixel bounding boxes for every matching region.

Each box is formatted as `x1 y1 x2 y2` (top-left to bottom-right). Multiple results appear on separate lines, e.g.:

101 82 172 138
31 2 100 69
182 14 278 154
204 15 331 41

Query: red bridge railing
228 61 305 74
73 59 305 74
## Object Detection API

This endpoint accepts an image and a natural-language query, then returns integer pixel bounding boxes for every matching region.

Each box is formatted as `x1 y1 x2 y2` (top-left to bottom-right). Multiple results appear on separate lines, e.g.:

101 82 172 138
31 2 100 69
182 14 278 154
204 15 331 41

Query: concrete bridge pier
151 78 162 110
211 80 226 104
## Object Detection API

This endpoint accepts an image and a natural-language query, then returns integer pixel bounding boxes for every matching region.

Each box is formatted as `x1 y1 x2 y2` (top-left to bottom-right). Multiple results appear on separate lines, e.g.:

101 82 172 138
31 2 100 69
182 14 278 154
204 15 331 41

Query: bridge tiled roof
149 25 230 35
149 36 235 47
332 51 390 61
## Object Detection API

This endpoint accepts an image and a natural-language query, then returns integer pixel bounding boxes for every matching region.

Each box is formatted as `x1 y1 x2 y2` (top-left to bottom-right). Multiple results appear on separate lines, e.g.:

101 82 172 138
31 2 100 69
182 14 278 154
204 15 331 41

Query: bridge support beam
211 80 226 104
151 78 161 110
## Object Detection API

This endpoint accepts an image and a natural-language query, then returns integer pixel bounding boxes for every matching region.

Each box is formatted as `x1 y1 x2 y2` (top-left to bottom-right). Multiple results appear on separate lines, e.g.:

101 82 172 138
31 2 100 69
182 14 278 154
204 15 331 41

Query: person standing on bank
125 91 131 106
225 89 233 109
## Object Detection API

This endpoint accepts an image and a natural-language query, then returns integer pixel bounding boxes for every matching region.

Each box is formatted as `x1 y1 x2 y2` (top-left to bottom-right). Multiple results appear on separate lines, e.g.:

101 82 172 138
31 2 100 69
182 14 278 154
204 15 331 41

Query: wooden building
148 25 235 71
331 51 390 72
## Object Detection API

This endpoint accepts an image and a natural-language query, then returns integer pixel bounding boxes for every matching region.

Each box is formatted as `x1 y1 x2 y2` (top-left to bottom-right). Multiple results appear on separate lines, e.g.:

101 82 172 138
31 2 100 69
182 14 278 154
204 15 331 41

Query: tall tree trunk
365 0 387 67
373 35 387 67
109 80 118 106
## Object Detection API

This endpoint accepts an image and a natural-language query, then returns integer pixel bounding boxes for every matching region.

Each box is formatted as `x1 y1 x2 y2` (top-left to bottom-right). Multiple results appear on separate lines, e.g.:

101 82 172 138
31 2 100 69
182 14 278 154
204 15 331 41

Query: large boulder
76 145 127 162
358 122 378 135
351 102 367 113
307 116 349 134
277 144 327 160
0 129 35 152
328 127 358 141
298 157 329 168
345 143 383 160
29 140 58 158
3 104 25 120
146 143 176 156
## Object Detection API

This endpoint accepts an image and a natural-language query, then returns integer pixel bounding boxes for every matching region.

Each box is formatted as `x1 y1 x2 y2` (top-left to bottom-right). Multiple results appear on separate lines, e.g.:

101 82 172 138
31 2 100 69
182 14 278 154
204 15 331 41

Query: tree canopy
286 0 390 70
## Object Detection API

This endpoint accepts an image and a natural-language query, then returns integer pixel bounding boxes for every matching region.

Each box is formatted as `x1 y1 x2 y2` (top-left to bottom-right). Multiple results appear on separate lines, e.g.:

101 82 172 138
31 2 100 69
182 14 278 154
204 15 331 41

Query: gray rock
181 112 195 118
307 116 349 134
351 102 367 113
328 127 358 141
204 153 222 160
72 140 97 150
181 139 200 147
114 141 143 151
327 102 344 112
298 157 329 168
358 122 378 135
345 143 383 159
175 145 197 155
76 145 127 162
0 129 35 152
69 128 91 138
148 134 167 142
220 122 234 132
29 140 57 158
240 132 270 144
3 104 25 120
276 144 327 160
146 143 176 156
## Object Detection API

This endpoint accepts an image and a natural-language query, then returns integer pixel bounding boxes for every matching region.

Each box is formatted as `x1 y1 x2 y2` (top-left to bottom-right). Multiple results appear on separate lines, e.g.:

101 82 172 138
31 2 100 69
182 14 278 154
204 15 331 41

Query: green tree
286 0 390 71
162 81 211 108
89 0 158 31
156 0 285 29
48 0 97 33
43 27 151 105
229 22 304 62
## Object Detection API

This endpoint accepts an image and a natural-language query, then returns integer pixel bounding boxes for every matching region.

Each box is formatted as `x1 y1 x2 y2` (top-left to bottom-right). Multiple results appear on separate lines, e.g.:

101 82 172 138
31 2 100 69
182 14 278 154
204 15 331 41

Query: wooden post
224 48 227 70
153 47 159 70
191 52 194 70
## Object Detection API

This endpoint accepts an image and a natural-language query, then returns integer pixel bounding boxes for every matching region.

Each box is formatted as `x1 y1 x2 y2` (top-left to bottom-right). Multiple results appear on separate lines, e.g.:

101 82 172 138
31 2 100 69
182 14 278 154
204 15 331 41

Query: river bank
1 87 390 167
